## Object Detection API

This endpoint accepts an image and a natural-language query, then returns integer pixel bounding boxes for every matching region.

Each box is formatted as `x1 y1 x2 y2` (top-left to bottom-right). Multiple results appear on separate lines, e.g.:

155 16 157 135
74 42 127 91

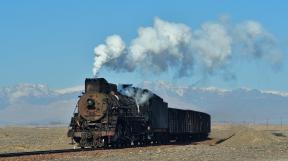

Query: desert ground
0 124 288 161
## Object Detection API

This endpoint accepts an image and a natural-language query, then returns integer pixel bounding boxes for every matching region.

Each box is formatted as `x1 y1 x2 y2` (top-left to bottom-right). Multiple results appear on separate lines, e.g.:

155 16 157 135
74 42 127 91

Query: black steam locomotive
67 78 211 148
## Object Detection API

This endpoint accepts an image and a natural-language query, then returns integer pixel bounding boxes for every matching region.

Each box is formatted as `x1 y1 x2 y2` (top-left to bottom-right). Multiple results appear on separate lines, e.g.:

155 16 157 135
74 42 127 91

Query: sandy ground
0 124 288 161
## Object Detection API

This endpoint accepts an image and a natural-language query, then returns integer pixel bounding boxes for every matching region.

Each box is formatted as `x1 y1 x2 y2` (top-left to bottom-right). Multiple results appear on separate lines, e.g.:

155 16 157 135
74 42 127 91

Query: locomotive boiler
67 78 210 148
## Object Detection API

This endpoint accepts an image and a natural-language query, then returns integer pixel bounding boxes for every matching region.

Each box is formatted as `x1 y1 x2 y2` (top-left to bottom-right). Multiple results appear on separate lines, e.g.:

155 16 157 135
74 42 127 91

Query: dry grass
0 124 288 161
0 126 71 153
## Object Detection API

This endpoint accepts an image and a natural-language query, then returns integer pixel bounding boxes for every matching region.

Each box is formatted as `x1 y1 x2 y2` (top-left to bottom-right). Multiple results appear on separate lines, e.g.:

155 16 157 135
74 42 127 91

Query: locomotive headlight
87 98 95 109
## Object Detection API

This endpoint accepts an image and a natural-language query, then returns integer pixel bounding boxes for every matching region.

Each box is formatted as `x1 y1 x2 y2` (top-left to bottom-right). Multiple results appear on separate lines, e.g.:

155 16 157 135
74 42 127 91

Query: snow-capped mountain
0 81 287 125
0 84 83 125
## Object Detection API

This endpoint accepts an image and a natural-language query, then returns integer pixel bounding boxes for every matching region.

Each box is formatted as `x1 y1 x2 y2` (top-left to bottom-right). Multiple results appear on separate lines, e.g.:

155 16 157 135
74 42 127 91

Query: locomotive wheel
79 139 86 149
73 137 81 144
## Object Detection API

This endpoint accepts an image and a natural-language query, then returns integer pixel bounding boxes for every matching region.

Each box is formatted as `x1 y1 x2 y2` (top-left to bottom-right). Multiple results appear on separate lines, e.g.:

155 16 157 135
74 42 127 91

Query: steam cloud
93 17 283 77
93 35 125 75
118 85 152 106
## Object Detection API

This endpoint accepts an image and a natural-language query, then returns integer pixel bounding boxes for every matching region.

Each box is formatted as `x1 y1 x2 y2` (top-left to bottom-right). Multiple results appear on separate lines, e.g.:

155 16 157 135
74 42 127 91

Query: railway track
0 136 233 159
0 148 94 158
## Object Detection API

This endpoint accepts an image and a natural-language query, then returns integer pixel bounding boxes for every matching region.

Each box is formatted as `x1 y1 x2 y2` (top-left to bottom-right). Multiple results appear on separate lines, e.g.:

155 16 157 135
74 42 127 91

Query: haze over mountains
0 81 287 125
0 84 80 125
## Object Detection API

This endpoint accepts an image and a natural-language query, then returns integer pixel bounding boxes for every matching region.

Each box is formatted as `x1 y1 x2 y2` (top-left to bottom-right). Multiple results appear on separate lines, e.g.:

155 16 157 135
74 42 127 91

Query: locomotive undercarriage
68 113 152 148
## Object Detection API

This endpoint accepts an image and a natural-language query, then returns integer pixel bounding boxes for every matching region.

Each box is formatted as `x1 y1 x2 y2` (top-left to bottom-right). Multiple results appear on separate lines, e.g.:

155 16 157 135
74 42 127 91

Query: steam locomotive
67 78 211 148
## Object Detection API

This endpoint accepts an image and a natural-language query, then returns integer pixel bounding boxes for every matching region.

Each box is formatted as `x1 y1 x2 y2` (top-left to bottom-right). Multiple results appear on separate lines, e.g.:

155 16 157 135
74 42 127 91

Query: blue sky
0 0 287 91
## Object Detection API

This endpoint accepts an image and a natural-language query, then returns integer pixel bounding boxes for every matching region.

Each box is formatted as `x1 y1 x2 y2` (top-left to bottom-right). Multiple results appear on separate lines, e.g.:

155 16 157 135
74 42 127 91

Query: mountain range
0 81 287 125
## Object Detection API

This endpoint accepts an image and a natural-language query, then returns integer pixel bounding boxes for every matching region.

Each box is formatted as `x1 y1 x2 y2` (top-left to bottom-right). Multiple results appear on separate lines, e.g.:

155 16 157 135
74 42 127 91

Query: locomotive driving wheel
92 137 106 148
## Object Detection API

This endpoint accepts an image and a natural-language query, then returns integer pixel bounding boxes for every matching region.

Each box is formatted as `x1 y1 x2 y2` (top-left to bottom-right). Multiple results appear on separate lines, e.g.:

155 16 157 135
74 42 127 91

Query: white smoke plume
118 85 153 106
92 17 283 77
93 35 125 76
234 21 283 64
